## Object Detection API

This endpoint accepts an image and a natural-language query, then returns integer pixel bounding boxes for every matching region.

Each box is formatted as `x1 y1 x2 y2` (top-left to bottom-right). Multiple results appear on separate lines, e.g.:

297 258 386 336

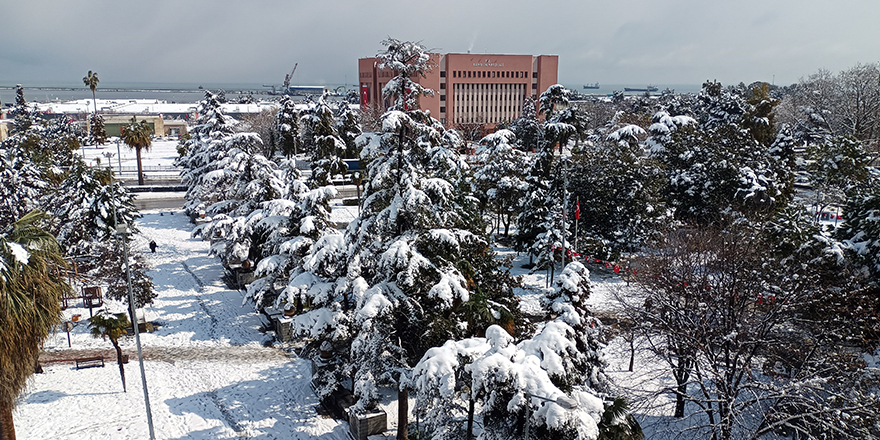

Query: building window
468 71 472 78
440 106 446 113
440 71 446 77
440 83 446 89
533 72 538 78
440 95 446 101
532 83 537 89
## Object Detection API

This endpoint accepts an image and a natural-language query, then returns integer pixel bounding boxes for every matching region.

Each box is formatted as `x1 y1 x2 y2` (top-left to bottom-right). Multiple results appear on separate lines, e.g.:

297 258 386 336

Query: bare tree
238 108 277 158
613 224 879 440
786 63 880 163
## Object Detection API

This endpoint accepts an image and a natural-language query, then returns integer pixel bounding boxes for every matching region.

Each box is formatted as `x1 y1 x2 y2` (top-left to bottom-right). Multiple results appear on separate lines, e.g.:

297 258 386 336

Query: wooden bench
75 356 105 370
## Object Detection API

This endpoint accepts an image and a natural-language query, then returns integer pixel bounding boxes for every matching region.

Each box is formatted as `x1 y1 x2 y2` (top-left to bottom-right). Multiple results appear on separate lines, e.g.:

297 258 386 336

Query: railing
87 164 180 179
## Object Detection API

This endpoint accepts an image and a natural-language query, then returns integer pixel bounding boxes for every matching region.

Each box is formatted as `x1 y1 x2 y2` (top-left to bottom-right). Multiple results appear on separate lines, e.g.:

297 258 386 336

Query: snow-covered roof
32 98 285 115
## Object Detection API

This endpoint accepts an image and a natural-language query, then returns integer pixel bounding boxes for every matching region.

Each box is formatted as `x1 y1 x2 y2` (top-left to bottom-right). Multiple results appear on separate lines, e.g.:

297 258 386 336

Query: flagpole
560 173 567 272
574 198 579 257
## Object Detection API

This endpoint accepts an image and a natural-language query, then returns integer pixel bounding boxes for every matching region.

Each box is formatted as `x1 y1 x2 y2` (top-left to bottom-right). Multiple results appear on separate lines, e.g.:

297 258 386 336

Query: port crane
283 63 297 90
263 63 297 95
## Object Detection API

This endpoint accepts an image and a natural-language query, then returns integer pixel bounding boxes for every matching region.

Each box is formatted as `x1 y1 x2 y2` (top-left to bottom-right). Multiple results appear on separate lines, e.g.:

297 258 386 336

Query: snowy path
20 211 348 440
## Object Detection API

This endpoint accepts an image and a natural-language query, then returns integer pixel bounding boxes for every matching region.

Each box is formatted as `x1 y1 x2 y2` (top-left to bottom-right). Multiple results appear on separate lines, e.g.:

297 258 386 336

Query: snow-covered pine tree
246 184 338 310
539 261 607 391
411 262 627 440
766 124 798 208
0 101 86 228
805 135 870 221
301 95 348 187
40 158 153 307
412 324 609 440
175 91 239 217
9 85 36 136
275 95 302 159
339 41 520 440
0 145 46 229
34 116 83 174
529 156 569 279
514 174 550 267
539 84 570 121
837 179 880 278
43 161 138 254
193 144 286 270
88 114 108 147
472 129 528 237
509 96 542 153
568 124 669 261
515 85 581 265
335 100 363 159
515 130 556 265
648 82 785 226
89 239 157 308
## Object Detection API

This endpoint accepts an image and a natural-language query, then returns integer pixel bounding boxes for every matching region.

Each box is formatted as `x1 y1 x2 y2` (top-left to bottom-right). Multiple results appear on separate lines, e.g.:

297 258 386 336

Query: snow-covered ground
78 139 182 170
19 210 349 440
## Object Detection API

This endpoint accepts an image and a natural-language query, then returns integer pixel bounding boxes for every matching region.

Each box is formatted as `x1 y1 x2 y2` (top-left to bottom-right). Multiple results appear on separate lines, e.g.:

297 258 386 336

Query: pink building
358 53 558 130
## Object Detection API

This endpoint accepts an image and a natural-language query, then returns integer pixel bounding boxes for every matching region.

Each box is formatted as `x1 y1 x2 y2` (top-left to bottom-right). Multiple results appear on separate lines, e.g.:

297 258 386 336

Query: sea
0 81 350 106
2 81 703 106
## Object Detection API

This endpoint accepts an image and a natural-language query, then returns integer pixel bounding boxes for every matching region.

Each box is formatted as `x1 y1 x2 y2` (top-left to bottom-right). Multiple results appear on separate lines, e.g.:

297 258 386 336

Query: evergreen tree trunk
466 397 475 440
112 338 127 392
397 388 409 440
0 399 16 440
136 147 145 186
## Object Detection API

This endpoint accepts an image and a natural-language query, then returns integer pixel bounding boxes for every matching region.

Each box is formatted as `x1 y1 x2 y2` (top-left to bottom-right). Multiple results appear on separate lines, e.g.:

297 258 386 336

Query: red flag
575 200 581 220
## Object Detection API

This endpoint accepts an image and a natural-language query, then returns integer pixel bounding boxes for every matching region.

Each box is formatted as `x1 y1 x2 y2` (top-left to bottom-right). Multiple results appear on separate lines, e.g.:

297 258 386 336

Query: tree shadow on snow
162 360 349 440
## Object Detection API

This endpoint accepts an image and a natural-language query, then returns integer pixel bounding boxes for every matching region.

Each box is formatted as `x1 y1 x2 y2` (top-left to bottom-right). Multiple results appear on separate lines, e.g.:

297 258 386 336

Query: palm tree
82 71 101 148
88 310 131 392
121 116 153 185
82 70 99 115
0 210 70 440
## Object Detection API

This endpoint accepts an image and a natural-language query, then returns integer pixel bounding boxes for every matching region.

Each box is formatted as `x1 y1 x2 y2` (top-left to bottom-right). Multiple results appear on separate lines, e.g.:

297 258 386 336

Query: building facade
358 53 558 129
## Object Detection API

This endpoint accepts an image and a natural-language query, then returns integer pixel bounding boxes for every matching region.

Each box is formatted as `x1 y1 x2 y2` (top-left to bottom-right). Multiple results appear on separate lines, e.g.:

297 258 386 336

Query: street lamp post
523 392 578 440
116 138 123 176
105 156 155 439
116 222 156 439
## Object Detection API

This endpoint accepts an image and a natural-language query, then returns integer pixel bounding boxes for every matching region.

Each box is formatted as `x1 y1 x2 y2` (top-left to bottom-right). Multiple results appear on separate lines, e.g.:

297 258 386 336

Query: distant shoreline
1 82 704 106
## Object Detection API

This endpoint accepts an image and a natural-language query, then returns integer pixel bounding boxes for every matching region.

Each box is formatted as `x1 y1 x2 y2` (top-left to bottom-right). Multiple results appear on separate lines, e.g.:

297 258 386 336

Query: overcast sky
2 0 878 89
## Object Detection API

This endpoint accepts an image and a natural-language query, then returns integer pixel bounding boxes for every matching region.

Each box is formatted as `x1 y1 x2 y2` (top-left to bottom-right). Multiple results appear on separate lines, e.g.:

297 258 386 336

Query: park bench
75 356 105 370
